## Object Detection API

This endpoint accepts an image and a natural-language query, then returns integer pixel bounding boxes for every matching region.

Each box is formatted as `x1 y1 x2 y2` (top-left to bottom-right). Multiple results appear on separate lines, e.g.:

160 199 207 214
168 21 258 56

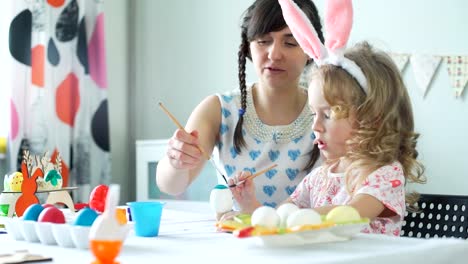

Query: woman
156 0 324 207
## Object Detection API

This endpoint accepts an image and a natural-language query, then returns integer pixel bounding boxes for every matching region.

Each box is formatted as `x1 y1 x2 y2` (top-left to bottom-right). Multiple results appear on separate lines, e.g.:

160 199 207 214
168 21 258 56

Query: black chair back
401 194 468 239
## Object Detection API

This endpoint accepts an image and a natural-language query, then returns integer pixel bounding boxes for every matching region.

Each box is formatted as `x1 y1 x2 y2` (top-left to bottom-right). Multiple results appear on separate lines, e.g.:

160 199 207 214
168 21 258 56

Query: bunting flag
7 0 111 202
444 56 468 98
389 53 410 72
410 54 441 97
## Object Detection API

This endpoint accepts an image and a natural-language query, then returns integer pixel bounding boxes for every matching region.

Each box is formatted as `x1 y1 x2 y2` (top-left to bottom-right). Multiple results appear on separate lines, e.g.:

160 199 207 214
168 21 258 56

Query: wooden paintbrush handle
247 164 278 180
158 102 211 160
228 164 278 188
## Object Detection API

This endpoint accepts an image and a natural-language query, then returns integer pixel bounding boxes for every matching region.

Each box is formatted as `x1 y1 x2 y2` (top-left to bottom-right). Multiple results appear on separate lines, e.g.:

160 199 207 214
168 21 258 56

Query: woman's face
249 27 309 89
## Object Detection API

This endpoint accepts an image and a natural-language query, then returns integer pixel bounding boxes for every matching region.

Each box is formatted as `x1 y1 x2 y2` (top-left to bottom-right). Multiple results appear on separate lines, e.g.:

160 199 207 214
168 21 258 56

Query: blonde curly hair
311 41 426 206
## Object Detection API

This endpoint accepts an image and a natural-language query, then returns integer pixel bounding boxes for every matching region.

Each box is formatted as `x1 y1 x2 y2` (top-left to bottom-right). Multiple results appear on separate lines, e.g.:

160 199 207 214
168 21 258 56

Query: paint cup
127 201 164 237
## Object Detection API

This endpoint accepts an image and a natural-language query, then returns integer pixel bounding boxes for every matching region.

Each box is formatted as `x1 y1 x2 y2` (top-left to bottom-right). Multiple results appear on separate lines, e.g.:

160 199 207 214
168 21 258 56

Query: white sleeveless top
212 85 316 207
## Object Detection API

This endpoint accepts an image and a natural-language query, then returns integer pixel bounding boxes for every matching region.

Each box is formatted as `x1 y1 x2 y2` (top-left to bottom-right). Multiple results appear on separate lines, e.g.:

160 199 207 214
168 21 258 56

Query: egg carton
2 217 131 249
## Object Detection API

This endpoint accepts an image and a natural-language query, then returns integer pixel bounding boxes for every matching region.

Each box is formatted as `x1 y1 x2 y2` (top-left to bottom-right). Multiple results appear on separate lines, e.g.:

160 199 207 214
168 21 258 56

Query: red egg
37 206 66 224
89 185 109 213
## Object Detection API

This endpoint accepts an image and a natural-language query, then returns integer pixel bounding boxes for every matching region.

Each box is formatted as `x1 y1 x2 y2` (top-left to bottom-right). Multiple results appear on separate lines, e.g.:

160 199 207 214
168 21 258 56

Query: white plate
246 222 368 247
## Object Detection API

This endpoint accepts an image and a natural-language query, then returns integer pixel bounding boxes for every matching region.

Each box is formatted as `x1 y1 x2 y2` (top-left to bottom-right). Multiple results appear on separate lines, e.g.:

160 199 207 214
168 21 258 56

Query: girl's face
308 77 355 161
249 27 309 89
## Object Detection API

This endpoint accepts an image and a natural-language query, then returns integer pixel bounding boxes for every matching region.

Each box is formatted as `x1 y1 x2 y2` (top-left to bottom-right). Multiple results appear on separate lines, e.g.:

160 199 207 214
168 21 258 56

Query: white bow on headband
278 0 368 92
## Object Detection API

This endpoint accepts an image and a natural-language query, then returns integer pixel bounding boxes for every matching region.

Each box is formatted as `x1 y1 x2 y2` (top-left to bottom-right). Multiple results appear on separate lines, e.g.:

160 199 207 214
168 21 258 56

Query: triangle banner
410 54 441 97
390 53 410 72
444 56 468 98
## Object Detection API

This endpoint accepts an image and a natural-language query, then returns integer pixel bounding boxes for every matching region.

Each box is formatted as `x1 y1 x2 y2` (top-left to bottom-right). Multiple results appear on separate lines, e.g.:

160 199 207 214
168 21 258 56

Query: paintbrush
158 102 228 184
228 164 278 188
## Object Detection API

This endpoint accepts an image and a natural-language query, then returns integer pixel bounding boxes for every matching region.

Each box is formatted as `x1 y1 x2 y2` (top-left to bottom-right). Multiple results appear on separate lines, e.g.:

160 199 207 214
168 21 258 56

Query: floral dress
291 161 406 236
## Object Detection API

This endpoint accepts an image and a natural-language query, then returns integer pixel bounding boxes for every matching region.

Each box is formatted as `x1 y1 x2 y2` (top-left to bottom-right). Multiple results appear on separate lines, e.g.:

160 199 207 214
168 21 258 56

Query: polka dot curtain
7 0 110 202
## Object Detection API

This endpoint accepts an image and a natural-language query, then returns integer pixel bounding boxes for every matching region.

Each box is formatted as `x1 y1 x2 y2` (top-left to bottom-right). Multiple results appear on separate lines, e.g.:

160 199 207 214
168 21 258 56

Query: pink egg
38 207 66 224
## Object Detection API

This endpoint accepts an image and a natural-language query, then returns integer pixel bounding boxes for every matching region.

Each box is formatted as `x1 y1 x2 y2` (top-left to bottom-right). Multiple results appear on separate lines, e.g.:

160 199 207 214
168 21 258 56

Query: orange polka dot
47 0 65 7
31 45 45 87
56 73 80 127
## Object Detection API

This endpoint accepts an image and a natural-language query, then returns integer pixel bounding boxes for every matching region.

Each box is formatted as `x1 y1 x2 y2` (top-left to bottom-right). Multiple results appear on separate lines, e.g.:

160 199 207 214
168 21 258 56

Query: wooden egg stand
2 187 77 218
0 150 77 218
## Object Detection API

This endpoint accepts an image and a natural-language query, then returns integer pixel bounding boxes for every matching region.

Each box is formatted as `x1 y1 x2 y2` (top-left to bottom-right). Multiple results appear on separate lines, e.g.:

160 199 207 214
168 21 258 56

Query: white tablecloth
1 200 468 264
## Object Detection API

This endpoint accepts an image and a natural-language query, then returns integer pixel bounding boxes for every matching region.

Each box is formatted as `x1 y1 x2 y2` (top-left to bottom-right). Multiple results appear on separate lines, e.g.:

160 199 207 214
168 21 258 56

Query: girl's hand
228 171 261 214
166 129 203 170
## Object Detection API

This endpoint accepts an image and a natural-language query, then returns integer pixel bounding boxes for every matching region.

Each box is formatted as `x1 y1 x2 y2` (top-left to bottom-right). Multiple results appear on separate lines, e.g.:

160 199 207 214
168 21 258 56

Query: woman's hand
166 129 203 170
228 171 261 214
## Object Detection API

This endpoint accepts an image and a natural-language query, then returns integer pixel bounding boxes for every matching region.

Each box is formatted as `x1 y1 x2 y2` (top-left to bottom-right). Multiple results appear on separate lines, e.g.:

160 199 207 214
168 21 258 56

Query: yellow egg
326 205 361 224
0 137 6 154
9 172 23 192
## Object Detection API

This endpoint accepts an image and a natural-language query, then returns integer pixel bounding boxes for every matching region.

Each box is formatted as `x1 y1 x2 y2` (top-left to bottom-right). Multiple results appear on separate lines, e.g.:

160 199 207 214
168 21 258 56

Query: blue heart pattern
224 164 236 176
254 138 262 144
221 107 231 118
243 167 256 174
272 132 278 143
286 168 299 181
219 123 229 135
288 149 301 161
263 185 277 197
217 141 223 151
222 95 233 103
285 185 296 195
310 132 316 140
229 146 238 159
263 202 277 208
293 136 303 143
265 169 278 179
249 150 261 160
268 150 280 162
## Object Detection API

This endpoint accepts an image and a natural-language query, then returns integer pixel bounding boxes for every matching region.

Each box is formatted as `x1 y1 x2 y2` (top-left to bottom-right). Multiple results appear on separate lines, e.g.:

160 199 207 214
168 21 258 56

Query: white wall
125 0 468 199
104 0 131 202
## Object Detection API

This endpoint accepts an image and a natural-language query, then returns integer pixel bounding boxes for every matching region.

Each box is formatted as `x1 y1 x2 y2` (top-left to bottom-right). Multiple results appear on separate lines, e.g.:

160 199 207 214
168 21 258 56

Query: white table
1 200 468 264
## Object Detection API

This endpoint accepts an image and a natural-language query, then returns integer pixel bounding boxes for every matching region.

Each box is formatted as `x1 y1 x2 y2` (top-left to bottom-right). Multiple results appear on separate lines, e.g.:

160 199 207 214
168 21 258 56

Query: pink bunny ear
325 0 353 52
278 0 326 60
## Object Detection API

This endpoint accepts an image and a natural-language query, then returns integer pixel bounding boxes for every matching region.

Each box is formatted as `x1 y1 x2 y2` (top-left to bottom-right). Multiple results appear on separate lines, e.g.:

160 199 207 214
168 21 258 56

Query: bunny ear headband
278 0 368 92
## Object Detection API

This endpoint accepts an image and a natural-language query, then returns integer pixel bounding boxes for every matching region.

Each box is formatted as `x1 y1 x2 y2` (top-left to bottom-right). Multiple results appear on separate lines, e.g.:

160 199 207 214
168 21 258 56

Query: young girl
156 0 324 207
228 0 425 236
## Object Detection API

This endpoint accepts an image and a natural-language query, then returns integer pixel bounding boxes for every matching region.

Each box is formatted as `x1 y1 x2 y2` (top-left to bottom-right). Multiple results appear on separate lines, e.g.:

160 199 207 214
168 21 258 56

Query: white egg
209 185 233 213
286 209 322 228
251 206 279 228
276 203 299 227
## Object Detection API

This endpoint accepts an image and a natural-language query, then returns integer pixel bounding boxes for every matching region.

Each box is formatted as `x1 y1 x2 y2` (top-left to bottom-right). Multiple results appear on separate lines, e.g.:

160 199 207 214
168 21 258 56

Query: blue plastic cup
127 201 165 237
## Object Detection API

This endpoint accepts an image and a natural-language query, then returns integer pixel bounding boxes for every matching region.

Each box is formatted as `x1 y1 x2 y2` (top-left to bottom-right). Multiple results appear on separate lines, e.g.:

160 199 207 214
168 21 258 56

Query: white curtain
6 0 111 202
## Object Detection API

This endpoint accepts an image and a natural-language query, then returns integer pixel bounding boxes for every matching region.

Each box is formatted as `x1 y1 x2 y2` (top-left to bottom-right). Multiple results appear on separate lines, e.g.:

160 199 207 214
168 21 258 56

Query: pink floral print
291 161 406 236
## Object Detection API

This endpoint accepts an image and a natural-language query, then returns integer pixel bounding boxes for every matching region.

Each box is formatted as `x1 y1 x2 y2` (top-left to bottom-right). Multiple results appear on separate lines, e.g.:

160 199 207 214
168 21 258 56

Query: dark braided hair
234 0 324 171
234 31 249 153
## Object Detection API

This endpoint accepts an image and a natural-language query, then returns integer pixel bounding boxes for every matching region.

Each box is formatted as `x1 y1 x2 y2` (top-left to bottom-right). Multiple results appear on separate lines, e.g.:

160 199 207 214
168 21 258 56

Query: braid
234 32 249 154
